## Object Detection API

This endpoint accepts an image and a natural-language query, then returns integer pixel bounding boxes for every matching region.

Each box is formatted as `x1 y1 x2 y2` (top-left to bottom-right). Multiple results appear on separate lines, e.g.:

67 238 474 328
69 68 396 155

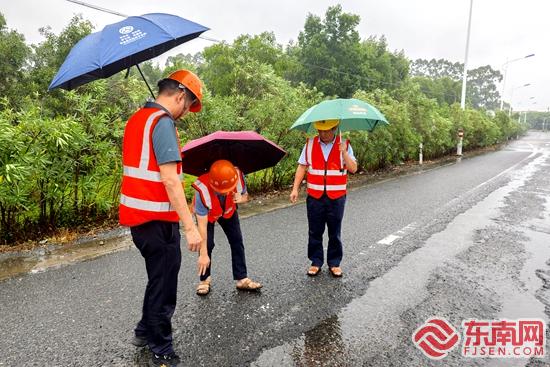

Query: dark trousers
131 220 181 356
307 194 346 268
200 211 248 281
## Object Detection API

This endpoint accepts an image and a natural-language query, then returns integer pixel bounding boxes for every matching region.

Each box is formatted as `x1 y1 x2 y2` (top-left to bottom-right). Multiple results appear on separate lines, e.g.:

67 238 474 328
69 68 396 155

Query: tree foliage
291 5 408 97
0 13 30 108
411 58 503 110
0 9 526 244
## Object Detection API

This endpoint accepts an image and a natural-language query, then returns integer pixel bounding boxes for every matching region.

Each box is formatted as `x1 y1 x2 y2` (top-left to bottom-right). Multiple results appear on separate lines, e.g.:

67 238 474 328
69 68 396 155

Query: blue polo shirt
145 102 182 165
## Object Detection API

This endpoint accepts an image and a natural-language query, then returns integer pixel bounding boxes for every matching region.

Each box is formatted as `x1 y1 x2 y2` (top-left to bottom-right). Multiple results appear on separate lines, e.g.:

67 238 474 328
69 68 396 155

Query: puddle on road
483 182 550 366
251 146 549 365
0 235 133 282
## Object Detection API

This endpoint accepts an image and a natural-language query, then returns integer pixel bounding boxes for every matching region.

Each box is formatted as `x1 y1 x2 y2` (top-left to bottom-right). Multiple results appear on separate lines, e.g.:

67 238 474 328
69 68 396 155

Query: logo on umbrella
348 105 368 115
119 29 147 46
119 26 134 34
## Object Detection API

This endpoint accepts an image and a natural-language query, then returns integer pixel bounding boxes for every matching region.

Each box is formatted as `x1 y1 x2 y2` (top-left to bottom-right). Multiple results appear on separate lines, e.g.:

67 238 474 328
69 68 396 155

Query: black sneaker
150 353 181 367
130 335 147 347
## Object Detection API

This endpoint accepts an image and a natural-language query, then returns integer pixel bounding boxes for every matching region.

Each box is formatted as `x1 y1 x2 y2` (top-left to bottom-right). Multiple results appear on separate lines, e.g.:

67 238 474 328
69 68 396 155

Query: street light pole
499 54 535 110
508 83 531 117
460 0 474 110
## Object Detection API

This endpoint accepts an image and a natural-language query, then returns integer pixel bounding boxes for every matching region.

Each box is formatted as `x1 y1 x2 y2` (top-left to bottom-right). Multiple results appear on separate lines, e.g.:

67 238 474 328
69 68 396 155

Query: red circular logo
412 317 460 360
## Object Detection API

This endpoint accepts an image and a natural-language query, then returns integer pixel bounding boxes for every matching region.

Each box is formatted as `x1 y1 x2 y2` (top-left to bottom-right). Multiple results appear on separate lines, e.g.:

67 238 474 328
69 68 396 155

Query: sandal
236 278 262 291
307 266 321 276
196 277 211 296
329 267 343 278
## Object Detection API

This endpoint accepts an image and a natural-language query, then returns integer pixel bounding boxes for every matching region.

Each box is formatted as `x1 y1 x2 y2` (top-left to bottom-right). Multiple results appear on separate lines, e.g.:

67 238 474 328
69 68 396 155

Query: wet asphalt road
2 132 550 367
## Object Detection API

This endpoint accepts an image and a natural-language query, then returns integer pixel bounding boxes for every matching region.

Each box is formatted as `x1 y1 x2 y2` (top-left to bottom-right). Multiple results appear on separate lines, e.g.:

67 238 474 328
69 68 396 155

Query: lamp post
460 0 474 110
508 83 531 116
500 54 535 110
525 102 536 124
518 97 536 123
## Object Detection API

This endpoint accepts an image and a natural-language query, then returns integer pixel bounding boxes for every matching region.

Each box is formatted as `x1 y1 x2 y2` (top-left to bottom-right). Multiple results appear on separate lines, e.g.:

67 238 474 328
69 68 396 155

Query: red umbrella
181 131 287 176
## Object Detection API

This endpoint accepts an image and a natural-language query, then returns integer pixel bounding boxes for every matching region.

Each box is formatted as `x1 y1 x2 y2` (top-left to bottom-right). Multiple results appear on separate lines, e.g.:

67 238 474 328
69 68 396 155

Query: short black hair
157 78 181 96
157 79 198 104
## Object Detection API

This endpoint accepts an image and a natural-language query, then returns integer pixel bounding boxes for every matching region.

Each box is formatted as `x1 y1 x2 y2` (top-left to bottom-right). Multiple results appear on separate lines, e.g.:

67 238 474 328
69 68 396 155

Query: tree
0 12 31 108
411 58 502 110
525 111 550 130
411 58 463 80
137 60 164 91
28 15 94 117
412 76 461 105
29 15 93 92
199 32 297 96
359 35 409 91
294 5 363 97
466 65 502 110
292 6 408 97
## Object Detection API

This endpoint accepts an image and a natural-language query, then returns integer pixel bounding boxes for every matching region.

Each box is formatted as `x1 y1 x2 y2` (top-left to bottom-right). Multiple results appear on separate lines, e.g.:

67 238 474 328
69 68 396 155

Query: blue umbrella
48 13 208 96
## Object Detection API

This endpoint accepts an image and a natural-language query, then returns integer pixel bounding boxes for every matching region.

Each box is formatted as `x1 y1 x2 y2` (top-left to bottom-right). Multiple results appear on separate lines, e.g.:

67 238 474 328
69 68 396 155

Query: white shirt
297 137 356 165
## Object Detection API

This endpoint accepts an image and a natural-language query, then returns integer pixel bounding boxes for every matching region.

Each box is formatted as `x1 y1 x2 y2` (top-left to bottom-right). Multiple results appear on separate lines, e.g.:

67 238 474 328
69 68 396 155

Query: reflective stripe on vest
120 194 172 212
121 110 183 212
236 168 244 194
123 110 165 183
306 137 314 165
194 169 245 207
193 173 238 223
305 136 348 199
119 107 183 226
193 180 212 209
123 166 183 182
307 168 347 176
307 183 347 191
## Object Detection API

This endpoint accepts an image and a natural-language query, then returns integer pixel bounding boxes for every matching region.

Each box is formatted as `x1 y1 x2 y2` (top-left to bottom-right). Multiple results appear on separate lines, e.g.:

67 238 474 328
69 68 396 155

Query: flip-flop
236 278 262 291
307 266 321 276
329 267 343 278
196 277 211 296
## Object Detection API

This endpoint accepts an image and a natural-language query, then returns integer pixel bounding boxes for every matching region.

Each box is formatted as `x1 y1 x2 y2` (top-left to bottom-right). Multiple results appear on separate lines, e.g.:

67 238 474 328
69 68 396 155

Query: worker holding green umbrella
289 98 388 277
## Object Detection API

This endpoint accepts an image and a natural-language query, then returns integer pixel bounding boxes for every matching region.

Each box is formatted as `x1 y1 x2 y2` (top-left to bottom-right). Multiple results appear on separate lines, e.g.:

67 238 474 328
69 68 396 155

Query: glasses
178 84 198 106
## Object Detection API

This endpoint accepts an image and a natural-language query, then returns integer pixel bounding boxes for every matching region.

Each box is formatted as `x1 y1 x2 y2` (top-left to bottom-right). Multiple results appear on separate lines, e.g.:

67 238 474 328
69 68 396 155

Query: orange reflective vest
119 107 183 227
192 169 245 223
305 135 349 199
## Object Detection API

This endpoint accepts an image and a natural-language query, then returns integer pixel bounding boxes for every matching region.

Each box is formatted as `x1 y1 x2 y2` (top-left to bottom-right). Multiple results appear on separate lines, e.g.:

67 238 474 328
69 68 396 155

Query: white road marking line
377 234 401 245
376 222 418 246
373 142 543 248
395 223 417 235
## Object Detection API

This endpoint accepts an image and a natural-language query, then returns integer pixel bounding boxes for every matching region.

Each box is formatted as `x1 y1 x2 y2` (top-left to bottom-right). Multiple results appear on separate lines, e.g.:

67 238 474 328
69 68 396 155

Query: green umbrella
290 98 389 134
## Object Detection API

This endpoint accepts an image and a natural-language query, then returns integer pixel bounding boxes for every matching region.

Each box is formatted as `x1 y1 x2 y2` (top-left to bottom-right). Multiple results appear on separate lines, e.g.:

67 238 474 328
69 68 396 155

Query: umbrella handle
136 64 156 100
339 129 344 172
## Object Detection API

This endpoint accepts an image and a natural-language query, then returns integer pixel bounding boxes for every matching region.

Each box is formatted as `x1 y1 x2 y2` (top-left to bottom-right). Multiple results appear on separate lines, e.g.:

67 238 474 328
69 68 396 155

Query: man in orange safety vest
192 159 262 295
290 119 357 278
120 69 203 367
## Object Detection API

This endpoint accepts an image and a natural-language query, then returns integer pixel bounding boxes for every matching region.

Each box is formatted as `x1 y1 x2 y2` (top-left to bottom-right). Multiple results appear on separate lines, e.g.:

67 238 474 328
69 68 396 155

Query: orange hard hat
209 160 238 194
166 69 203 112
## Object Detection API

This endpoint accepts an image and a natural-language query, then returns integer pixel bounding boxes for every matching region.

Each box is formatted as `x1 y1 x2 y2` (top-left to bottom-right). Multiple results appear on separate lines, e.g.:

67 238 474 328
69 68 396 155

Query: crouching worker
192 159 262 295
